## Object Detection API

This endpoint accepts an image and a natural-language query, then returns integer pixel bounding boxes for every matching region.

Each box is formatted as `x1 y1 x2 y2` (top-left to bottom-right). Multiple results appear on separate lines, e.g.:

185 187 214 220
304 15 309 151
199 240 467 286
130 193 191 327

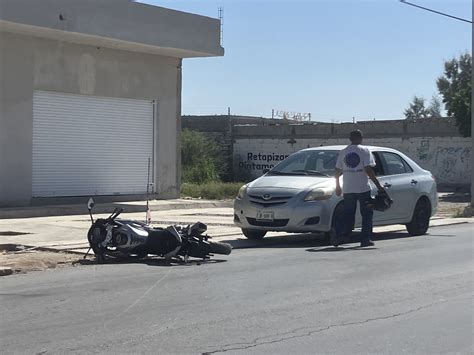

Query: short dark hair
350 130 363 141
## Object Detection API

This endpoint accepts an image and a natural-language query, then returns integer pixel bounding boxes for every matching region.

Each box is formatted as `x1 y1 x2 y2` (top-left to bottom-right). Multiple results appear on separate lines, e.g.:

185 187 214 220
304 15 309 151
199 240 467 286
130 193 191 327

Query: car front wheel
324 202 345 245
406 198 431 236
242 229 267 240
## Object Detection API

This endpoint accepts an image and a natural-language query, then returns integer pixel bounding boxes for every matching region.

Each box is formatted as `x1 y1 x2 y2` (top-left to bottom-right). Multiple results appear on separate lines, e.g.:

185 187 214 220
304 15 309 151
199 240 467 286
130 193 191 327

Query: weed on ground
181 182 244 200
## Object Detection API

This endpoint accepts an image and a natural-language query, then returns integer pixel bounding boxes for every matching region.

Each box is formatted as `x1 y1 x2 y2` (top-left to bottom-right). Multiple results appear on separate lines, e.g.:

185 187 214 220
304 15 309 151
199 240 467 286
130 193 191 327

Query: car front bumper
233 195 337 233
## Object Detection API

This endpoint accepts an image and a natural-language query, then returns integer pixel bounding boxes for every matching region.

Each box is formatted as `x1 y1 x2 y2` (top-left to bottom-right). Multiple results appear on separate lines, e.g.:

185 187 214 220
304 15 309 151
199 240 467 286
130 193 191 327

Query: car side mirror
87 198 95 211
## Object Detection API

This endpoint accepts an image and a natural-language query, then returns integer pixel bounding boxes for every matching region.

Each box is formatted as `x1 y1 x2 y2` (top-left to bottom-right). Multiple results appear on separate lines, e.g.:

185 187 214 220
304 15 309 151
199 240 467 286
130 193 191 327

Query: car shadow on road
307 246 378 252
304 230 455 252
224 230 414 250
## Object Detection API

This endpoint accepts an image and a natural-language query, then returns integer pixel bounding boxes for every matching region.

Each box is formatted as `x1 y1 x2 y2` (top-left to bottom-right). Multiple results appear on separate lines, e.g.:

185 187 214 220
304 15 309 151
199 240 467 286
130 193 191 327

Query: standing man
334 130 384 247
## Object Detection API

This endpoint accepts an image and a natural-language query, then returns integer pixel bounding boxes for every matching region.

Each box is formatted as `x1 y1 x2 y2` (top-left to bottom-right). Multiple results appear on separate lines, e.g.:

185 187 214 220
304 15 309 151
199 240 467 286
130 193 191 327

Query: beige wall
0 31 181 206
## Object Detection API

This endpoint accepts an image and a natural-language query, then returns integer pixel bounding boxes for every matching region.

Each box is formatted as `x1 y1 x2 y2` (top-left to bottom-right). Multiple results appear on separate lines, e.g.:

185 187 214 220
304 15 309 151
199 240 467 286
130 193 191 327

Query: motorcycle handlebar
106 208 123 222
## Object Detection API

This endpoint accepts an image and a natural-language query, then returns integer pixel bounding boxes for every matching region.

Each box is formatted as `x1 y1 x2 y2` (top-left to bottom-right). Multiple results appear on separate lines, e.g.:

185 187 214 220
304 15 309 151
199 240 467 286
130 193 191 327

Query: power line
399 0 472 24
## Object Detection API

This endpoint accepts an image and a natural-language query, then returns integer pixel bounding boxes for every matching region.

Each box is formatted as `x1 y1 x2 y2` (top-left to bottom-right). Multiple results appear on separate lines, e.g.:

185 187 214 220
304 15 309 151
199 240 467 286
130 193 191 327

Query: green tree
404 96 429 119
428 95 442 118
436 53 471 137
181 129 220 184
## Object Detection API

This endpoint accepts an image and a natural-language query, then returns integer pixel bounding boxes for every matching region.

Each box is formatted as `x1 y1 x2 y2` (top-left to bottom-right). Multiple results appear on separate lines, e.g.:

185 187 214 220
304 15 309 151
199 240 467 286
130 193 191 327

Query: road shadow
305 230 455 252
438 192 470 203
75 256 228 267
222 230 414 250
425 234 456 237
307 246 378 252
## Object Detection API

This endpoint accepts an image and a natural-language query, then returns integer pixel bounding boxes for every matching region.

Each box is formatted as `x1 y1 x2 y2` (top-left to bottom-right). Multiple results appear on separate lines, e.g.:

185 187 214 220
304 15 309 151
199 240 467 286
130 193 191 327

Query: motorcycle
85 198 232 263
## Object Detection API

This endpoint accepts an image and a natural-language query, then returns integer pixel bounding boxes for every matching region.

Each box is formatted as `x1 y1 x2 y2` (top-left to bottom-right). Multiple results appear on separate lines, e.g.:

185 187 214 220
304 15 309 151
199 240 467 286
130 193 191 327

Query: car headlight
304 187 334 201
237 185 248 200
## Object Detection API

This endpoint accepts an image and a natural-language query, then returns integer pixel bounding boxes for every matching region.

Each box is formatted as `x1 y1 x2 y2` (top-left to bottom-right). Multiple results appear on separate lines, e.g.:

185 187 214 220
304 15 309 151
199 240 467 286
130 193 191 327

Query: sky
141 0 471 122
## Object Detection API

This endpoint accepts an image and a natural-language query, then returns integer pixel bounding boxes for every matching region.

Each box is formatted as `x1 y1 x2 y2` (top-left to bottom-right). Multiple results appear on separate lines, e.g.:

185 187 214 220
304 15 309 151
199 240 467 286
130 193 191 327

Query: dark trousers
336 191 373 244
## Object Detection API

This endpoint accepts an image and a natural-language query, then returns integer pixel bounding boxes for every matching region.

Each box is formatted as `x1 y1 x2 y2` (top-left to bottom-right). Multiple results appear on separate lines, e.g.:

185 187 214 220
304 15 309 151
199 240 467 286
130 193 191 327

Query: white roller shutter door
33 91 154 197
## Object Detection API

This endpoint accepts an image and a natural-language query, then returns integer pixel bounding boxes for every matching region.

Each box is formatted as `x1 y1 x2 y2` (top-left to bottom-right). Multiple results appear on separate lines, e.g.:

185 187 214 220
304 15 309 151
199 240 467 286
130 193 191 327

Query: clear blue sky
142 0 471 122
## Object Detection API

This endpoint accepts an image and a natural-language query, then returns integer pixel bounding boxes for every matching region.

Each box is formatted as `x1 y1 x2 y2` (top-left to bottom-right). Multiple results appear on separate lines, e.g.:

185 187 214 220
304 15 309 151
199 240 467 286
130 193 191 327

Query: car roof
301 145 400 153
295 145 422 172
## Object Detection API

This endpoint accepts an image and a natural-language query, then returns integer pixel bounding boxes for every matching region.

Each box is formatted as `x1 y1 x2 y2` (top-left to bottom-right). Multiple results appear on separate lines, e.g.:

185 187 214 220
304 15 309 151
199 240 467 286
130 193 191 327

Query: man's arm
364 166 384 192
335 168 343 196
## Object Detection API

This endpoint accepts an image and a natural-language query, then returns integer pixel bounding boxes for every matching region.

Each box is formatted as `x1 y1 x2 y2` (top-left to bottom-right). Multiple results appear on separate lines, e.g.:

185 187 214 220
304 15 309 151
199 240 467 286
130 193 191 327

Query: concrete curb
0 200 233 219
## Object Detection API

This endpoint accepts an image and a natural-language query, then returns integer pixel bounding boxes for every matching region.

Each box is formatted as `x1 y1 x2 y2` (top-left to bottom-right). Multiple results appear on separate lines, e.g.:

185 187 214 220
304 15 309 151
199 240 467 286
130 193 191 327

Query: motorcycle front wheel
208 241 232 255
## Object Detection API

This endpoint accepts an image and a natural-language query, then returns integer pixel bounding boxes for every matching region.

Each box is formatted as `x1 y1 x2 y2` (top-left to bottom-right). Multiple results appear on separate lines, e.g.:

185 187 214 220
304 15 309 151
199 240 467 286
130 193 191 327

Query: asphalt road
1 224 473 354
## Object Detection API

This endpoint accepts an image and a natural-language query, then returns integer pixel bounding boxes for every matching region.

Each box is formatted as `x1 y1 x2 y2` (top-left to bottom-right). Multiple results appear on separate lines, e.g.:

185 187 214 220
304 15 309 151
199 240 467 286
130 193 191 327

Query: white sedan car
234 146 438 240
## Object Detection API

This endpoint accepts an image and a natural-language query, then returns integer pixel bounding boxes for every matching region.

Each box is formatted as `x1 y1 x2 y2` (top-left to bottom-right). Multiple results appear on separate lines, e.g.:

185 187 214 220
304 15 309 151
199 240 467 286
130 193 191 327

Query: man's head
349 130 363 144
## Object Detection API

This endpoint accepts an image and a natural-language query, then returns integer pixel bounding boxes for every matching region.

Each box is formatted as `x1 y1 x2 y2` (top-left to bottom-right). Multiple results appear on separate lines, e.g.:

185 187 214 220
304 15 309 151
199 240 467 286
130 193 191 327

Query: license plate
256 210 274 221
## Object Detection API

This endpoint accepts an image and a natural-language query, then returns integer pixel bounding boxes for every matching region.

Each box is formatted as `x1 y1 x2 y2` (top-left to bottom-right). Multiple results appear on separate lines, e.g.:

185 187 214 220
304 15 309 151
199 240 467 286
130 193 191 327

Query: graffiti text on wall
238 152 290 171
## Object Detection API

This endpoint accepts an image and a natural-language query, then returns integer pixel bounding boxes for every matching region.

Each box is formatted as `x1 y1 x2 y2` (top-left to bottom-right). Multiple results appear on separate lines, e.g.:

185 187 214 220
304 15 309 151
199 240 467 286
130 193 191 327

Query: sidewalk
0 198 233 219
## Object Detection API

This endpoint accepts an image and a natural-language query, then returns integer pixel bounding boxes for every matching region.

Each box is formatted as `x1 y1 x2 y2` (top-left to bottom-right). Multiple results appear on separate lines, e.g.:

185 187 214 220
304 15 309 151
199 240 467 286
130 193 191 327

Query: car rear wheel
406 198 431 236
242 229 267 240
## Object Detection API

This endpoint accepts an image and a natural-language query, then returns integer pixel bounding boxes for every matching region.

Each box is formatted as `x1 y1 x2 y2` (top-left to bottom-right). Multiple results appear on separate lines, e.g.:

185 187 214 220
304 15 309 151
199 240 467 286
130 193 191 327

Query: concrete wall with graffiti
183 116 471 187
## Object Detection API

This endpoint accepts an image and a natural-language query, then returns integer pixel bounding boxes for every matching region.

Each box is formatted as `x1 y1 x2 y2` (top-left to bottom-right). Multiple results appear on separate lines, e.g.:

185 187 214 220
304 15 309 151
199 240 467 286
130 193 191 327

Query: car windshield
267 150 339 177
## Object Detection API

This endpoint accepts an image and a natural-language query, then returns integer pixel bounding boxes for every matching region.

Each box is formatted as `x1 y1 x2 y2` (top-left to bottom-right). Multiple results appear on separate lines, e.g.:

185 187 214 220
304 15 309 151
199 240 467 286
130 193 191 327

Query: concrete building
0 0 224 206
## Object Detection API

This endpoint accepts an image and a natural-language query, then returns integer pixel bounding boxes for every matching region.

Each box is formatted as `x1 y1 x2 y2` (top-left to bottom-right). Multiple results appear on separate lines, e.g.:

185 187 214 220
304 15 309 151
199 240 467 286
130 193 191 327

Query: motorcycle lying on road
85 198 232 263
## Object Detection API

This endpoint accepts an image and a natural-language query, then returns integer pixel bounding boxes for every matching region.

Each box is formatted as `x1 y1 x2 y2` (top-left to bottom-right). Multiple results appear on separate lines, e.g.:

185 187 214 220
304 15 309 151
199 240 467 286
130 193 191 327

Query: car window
401 157 414 173
380 151 412 175
372 152 385 176
269 150 339 176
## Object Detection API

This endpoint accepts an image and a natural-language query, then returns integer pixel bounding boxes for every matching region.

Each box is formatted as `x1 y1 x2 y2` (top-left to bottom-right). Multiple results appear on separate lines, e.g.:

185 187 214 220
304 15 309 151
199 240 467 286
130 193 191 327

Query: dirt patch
0 249 91 275
436 193 472 218
436 202 472 218
454 205 474 218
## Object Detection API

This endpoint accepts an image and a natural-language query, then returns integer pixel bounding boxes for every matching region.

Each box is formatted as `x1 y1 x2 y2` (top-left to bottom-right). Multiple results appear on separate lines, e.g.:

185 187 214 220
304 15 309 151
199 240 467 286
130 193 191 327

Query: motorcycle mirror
87 198 95 211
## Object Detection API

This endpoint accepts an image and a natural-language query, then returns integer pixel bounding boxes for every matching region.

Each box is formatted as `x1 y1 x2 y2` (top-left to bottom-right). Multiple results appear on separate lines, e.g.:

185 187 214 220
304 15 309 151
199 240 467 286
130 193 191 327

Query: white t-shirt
335 144 375 194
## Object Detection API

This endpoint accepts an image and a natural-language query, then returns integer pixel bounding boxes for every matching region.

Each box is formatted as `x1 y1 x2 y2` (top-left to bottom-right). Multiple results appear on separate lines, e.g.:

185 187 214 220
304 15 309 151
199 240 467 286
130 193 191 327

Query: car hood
248 175 334 192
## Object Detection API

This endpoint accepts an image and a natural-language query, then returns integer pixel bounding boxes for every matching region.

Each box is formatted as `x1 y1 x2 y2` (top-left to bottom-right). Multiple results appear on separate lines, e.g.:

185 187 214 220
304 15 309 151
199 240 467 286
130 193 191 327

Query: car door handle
384 183 392 188
411 179 418 185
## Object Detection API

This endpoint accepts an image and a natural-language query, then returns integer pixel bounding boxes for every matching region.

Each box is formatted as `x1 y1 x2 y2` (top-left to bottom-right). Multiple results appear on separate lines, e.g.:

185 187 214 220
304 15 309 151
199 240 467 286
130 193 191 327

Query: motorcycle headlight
237 185 248 200
304 187 334 201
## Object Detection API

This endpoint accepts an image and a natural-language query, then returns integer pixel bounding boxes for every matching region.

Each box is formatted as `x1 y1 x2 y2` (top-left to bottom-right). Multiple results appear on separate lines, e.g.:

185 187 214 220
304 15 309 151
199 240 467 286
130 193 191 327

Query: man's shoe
330 232 339 247
360 241 375 247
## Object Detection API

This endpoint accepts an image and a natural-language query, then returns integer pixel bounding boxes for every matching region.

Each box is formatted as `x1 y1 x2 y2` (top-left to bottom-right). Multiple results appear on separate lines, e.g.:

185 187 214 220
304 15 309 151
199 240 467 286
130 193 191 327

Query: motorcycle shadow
77 256 227 267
